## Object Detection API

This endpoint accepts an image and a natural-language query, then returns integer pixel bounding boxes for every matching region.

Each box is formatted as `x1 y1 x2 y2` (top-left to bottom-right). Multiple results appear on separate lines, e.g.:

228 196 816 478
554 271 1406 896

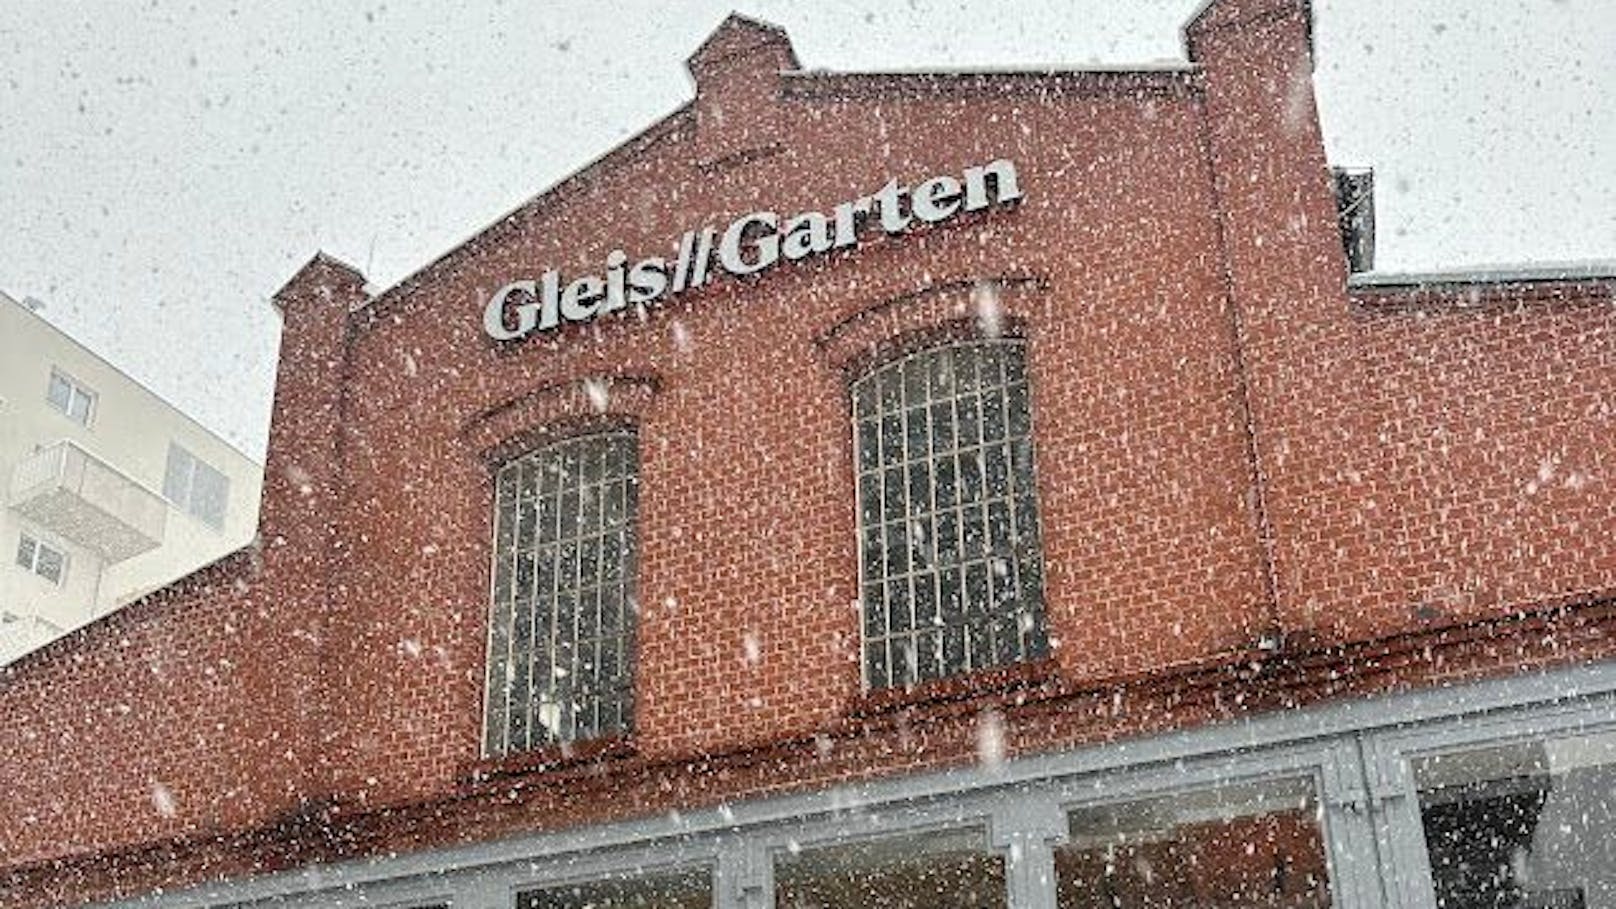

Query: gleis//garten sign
482 158 1024 341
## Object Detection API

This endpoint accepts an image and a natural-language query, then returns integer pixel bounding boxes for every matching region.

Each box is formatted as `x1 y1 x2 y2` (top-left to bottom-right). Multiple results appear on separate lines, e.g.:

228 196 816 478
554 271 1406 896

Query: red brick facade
4 1 1613 904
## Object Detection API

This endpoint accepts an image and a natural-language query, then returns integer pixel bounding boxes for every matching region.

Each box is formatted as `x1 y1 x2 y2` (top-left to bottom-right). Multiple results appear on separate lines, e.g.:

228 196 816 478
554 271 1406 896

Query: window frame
15 531 69 586
163 442 230 529
45 367 96 427
1363 685 1616 909
481 427 641 759
848 336 1051 693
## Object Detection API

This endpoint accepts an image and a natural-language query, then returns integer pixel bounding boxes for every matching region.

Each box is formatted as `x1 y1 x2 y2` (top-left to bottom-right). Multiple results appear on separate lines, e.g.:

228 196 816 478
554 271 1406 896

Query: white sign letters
483 158 1024 342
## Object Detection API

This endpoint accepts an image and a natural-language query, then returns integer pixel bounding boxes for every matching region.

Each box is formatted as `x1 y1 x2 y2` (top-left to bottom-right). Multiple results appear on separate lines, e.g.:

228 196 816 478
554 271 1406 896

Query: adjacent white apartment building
0 290 262 664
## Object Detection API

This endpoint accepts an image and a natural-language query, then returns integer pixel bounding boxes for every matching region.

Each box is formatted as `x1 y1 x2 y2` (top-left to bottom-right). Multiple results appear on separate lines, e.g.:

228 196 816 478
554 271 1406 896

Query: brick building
4 1 1615 907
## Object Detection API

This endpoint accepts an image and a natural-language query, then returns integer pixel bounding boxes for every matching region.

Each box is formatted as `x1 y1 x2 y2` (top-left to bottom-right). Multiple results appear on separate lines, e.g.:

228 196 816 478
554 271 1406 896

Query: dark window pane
878 367 903 413
862 581 887 641
886 577 912 634
983 444 1010 499
936 509 961 568
579 484 603 532
905 406 929 460
881 413 904 463
884 523 909 577
857 418 882 473
882 467 906 520
958 451 984 506
908 517 934 572
866 636 890 689
34 544 64 583
987 500 1013 556
930 401 955 453
853 376 877 419
981 387 1007 443
957 396 981 448
603 480 626 528
859 471 883 527
1415 733 1616 909
861 526 884 588
1006 379 1032 440
934 459 958 510
907 462 933 517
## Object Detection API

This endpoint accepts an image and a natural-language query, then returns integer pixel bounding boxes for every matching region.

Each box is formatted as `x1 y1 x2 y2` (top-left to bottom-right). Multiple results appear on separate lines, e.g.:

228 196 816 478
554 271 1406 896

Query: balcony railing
9 440 167 563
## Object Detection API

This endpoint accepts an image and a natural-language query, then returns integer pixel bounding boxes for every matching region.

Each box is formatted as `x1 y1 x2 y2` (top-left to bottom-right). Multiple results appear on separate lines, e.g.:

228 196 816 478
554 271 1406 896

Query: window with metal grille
485 430 638 756
852 339 1048 690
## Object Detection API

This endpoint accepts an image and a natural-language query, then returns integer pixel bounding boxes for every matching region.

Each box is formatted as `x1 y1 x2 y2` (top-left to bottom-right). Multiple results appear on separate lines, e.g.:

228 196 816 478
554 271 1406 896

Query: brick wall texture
3 1 1613 904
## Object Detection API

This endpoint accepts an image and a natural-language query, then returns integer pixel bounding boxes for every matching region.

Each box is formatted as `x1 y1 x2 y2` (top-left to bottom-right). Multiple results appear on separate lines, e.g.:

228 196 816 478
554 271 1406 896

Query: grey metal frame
1361 678 1616 909
84 662 1616 909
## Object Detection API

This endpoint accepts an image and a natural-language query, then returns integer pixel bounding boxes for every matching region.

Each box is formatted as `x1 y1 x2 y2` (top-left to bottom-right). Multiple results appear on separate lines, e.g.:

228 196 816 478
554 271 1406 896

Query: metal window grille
852 340 1049 690
485 430 638 756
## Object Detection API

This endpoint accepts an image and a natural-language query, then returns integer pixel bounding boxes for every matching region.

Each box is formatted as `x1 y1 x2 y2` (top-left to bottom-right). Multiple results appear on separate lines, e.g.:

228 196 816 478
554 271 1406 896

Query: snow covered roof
1349 261 1616 290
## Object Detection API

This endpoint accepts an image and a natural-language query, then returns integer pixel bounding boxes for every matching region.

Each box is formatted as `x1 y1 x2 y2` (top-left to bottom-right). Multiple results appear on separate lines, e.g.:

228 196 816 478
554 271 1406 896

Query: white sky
2 0 1613 459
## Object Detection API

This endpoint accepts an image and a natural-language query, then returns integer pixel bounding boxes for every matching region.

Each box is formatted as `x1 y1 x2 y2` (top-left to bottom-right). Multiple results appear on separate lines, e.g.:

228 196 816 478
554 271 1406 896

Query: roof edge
356 102 696 323
0 545 257 681
355 63 1198 326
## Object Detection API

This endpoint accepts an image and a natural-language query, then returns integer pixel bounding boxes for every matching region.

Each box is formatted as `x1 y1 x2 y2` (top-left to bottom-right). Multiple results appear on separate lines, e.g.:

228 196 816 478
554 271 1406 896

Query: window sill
846 657 1061 720
459 735 636 787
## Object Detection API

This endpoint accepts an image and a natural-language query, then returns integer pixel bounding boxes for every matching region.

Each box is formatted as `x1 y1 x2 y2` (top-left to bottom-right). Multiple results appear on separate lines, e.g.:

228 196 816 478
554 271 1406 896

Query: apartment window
15 533 67 585
1414 731 1616 909
486 430 638 756
163 443 229 529
852 339 1049 690
46 368 95 426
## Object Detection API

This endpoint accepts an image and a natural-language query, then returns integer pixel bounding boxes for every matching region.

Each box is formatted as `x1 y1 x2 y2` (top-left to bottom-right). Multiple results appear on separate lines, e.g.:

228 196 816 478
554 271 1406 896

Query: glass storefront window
774 826 1007 909
516 865 712 909
1414 730 1616 909
1054 776 1331 908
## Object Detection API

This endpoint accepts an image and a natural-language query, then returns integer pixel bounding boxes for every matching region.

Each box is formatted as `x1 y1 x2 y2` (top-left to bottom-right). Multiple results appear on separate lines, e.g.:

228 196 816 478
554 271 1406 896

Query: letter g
483 280 540 341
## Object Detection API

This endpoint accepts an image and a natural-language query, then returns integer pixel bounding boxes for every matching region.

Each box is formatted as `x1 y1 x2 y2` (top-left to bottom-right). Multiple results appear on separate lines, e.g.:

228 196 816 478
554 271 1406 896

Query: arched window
485 429 638 756
852 339 1048 690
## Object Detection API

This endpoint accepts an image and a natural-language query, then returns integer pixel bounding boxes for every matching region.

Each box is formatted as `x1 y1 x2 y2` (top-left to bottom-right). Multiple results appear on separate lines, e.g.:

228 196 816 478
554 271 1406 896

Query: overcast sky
2 0 1613 459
